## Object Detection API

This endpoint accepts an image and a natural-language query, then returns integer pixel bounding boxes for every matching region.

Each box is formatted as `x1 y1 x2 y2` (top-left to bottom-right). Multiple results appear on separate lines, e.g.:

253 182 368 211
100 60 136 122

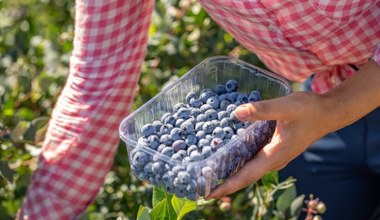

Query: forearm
17 1 154 219
320 60 380 132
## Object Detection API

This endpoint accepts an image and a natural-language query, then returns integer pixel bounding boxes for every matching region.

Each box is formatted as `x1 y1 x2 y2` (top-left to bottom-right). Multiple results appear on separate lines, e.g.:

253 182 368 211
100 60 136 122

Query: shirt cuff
372 43 380 67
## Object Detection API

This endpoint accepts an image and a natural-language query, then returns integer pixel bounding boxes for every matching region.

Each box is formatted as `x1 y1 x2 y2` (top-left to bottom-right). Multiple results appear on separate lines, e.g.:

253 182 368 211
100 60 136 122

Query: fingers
234 93 305 122
206 143 279 199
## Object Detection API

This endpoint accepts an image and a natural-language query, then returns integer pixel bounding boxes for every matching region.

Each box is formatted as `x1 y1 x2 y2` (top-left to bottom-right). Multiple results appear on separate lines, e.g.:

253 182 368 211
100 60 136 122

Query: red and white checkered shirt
18 1 380 219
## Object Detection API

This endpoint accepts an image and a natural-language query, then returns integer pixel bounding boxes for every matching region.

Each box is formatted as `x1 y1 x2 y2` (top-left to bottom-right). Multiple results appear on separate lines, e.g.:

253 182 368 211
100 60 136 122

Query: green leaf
289 194 305 218
0 161 14 183
150 199 168 220
261 171 279 188
270 177 297 200
152 187 166 207
11 121 29 143
137 206 151 220
23 116 49 143
276 184 297 213
171 196 197 220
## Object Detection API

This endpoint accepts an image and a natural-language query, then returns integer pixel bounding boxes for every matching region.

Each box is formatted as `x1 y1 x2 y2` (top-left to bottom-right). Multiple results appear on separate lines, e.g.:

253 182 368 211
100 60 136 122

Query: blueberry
196 114 206 122
223 138 231 145
137 136 149 145
132 151 149 169
177 171 191 184
210 138 224 151
205 109 218 120
248 90 261 102
231 134 239 141
143 162 154 177
212 127 225 139
171 153 183 161
180 121 194 135
206 96 220 109
172 140 187 152
187 191 197 201
173 103 186 112
162 172 174 185
160 124 173 135
161 147 174 157
157 144 166 152
219 100 231 110
176 149 187 158
237 93 249 103
177 107 191 120
185 134 198 146
200 104 213 112
152 120 162 132
234 121 246 130
200 90 216 103
189 97 202 108
147 135 160 150
190 108 201 117
223 127 234 139
202 121 215 134
174 187 186 198
185 117 196 126
195 122 205 131
175 118 185 127
172 165 185 174
138 171 149 181
220 118 232 128
186 92 197 103
228 92 239 102
187 145 199 155
186 165 199 177
201 166 213 177
150 174 162 185
218 94 229 101
141 124 156 137
214 84 227 95
225 79 238 92
160 112 171 123
205 134 213 141
183 156 192 163
226 104 237 113
196 130 206 139
218 111 229 120
230 111 238 120
201 146 212 158
170 127 182 140
163 115 176 126
187 179 197 192
190 151 203 161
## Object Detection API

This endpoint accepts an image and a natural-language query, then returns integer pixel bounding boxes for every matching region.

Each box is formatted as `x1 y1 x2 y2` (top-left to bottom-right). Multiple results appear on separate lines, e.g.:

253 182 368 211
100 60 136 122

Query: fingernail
235 106 250 120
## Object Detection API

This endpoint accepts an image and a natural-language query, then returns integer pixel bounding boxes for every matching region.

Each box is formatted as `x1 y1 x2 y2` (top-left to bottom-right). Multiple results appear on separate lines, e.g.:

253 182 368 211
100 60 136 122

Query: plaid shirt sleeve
17 1 154 219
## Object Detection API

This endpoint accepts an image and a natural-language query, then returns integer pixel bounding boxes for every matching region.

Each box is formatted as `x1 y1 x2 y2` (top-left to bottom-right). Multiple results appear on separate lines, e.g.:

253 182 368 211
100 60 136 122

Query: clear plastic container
119 56 292 200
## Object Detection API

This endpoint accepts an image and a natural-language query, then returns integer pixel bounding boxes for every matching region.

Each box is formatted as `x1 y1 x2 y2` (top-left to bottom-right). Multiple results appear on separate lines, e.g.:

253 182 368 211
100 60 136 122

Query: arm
17 0 154 219
207 58 380 199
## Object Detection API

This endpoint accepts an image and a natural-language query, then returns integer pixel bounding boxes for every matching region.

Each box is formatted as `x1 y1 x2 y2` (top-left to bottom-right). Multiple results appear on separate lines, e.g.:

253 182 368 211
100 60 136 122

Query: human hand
206 91 336 199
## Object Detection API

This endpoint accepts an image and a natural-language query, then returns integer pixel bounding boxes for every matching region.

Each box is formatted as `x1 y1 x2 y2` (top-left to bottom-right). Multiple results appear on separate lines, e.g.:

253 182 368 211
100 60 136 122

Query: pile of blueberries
129 79 276 200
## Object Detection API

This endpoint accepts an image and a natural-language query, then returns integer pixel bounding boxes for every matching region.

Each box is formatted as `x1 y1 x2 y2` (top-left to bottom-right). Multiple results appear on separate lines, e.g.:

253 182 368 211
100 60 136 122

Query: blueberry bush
0 0 325 219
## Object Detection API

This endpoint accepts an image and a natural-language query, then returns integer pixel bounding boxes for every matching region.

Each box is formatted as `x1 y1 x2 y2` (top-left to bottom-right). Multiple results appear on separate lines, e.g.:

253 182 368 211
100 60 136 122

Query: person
17 1 380 219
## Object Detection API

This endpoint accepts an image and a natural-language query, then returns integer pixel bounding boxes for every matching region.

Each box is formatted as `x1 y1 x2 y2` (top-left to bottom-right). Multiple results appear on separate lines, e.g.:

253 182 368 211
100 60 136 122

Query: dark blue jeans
279 79 380 220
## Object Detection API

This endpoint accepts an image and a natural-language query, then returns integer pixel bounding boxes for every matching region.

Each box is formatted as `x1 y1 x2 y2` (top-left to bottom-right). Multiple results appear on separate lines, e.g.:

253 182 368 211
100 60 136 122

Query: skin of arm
207 60 380 199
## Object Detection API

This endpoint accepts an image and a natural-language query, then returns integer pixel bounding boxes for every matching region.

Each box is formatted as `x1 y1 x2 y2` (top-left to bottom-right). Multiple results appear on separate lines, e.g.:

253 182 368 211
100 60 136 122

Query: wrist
320 60 380 131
